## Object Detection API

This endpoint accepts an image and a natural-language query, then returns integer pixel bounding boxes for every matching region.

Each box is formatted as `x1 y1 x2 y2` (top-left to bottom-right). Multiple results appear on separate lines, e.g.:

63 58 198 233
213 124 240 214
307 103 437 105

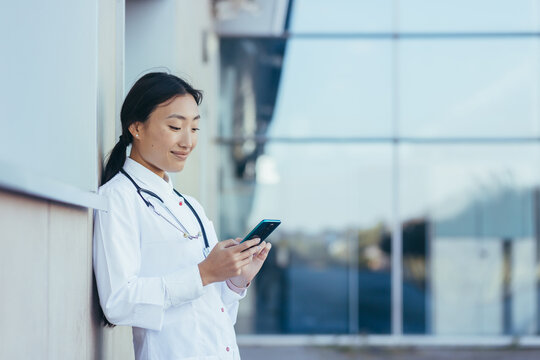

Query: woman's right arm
93 187 204 331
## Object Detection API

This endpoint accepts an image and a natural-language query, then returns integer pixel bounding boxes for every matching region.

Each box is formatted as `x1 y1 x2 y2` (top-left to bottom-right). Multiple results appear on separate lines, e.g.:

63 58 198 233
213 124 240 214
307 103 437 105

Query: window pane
290 0 394 33
269 39 394 138
400 144 540 335
218 143 393 334
398 0 540 33
399 39 540 137
219 38 287 139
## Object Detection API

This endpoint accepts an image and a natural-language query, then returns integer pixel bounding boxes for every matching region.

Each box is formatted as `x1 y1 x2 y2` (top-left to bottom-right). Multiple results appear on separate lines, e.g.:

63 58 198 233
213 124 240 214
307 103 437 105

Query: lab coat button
221 307 224 312
226 347 230 352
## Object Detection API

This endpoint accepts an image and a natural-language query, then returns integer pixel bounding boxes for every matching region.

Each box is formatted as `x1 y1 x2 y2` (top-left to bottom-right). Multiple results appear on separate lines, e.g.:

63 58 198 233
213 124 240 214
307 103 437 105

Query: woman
93 72 271 360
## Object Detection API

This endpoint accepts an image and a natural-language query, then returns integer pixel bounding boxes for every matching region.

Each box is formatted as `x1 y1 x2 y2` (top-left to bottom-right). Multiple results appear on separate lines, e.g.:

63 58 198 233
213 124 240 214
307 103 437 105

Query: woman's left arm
219 241 271 324
228 241 271 288
189 196 272 318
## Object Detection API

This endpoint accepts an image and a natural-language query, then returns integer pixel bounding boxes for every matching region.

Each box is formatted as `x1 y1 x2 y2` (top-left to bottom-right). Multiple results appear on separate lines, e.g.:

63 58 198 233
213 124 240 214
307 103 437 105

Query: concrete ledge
237 335 540 348
0 161 107 210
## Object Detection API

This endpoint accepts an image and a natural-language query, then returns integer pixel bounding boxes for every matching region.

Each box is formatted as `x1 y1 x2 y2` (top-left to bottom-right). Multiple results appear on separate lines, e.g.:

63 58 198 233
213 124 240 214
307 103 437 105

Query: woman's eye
192 128 200 132
169 126 181 131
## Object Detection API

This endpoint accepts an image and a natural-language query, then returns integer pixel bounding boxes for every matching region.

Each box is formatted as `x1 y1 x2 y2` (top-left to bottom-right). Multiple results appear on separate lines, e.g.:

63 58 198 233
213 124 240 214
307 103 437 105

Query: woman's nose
178 129 192 147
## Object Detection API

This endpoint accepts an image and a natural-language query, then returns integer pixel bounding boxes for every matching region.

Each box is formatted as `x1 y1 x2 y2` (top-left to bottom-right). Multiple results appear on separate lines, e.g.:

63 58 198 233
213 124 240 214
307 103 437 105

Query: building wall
0 190 98 359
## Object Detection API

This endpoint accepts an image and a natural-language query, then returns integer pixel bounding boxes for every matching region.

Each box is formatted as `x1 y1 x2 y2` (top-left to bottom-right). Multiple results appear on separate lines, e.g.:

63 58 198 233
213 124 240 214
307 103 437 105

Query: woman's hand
198 238 262 286
229 239 272 288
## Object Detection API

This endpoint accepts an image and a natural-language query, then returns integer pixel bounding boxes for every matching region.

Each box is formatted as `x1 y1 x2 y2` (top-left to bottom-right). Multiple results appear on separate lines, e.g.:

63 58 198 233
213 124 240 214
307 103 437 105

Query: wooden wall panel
48 202 90 359
0 190 49 359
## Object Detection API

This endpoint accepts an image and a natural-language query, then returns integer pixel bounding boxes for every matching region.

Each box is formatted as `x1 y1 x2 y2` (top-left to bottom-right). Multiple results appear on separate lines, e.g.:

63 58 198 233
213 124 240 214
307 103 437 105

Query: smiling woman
93 72 272 360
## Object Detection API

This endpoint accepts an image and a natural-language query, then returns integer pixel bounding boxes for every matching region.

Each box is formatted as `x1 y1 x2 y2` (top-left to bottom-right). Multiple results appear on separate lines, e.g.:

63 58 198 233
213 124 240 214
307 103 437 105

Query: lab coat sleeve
93 186 204 331
221 281 248 325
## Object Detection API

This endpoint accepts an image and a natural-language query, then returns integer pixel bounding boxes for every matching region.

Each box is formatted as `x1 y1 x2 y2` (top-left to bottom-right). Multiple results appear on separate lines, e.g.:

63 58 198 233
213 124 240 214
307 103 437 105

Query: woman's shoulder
98 172 137 206
99 171 130 192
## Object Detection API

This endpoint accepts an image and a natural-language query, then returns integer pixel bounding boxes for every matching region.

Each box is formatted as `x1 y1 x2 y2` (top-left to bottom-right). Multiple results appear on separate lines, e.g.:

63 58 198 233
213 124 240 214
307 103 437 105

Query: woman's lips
171 151 189 160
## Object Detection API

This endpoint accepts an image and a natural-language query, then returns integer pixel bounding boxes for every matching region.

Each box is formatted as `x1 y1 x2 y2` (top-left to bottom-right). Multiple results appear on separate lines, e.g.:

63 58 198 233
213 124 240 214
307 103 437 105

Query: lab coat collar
123 157 174 195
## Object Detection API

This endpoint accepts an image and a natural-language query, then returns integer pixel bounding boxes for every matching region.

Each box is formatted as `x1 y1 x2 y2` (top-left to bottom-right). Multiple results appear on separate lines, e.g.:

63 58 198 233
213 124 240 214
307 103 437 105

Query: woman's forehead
153 95 200 119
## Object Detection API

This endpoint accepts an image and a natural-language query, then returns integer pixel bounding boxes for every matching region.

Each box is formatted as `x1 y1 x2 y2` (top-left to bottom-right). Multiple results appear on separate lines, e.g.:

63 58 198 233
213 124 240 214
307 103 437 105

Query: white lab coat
93 157 245 360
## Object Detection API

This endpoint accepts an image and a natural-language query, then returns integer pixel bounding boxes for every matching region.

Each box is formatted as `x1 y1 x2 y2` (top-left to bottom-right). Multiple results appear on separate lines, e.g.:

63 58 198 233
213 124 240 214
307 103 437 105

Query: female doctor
93 72 271 360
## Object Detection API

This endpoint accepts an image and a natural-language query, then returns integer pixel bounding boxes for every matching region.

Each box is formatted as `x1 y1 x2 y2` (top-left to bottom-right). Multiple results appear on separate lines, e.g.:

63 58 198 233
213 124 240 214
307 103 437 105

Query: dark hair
98 72 202 327
100 72 203 186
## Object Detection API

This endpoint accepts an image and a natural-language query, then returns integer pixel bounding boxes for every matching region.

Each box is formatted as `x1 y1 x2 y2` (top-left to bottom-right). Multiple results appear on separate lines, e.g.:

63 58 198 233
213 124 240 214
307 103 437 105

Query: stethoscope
120 168 210 258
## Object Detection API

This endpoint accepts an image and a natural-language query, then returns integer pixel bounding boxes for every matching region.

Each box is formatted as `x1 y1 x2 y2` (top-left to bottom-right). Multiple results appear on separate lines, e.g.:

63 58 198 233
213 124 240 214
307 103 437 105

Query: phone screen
241 219 281 243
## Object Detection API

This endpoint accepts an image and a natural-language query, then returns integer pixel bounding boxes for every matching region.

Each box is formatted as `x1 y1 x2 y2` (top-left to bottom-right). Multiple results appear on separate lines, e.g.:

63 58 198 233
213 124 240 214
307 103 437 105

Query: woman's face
128 94 200 178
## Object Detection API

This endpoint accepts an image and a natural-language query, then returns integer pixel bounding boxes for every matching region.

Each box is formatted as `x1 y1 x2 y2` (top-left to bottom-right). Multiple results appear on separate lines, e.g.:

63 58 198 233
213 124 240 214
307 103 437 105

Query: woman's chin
169 162 186 173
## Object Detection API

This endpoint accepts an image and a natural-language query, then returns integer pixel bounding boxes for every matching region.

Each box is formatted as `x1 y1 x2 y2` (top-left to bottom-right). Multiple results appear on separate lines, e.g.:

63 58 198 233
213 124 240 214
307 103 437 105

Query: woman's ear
128 122 141 139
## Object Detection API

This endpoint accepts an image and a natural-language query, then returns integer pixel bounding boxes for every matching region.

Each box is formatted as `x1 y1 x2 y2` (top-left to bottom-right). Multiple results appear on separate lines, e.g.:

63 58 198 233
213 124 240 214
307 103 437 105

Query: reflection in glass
219 38 287 139
399 38 540 138
398 0 540 33
290 0 393 33
218 143 393 334
270 39 393 138
400 144 540 335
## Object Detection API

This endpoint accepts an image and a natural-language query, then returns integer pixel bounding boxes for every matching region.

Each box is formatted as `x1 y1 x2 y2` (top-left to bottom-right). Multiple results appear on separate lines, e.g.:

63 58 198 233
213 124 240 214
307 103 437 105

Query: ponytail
100 133 132 186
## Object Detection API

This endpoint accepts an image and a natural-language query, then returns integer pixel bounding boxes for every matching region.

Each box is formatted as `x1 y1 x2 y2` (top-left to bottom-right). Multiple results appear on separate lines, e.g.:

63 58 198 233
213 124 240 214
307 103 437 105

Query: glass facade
217 0 540 337
400 144 540 335
272 39 394 138
399 39 540 138
219 143 393 333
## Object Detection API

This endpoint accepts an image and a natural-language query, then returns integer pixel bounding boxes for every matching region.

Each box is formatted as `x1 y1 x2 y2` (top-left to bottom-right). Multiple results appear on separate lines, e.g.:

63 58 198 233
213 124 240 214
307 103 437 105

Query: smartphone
241 219 281 244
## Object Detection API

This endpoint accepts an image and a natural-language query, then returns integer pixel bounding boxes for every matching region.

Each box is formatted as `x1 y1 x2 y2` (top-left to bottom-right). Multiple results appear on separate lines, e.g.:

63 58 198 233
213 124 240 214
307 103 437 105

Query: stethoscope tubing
119 168 210 252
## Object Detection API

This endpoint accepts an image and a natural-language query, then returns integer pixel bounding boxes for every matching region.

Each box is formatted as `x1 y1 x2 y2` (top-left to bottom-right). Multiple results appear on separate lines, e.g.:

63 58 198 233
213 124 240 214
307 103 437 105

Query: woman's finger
256 243 272 260
238 238 261 252
255 241 267 255
237 245 260 261
238 257 255 269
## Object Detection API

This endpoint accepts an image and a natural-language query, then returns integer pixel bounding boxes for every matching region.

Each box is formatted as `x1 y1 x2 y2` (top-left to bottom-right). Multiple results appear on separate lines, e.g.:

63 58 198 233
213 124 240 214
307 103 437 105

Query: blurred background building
1 0 540 359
